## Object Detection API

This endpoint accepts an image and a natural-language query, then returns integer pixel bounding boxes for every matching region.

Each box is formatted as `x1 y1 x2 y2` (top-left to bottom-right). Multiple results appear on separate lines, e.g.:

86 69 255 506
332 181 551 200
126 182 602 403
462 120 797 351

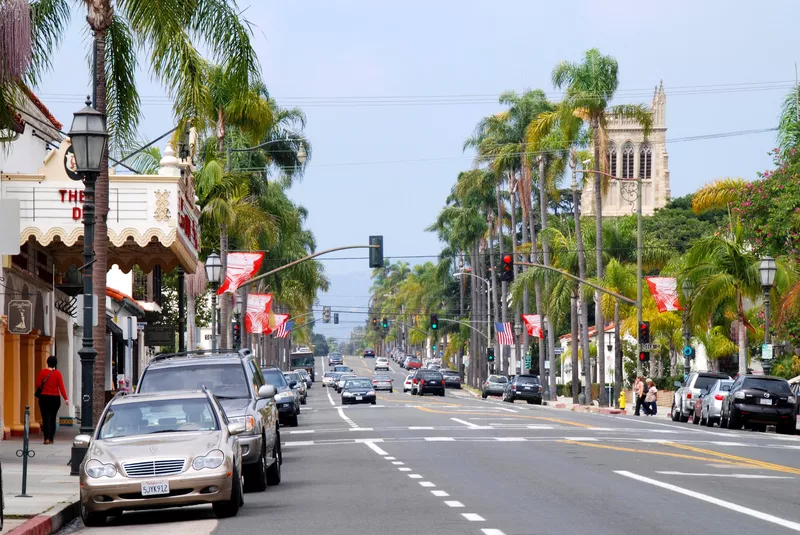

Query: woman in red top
36 356 69 444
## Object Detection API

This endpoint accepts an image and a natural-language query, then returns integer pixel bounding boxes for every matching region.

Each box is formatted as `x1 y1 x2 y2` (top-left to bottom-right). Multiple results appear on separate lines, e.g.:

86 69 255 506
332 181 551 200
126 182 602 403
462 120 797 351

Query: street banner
276 321 294 339
245 293 273 334
645 276 683 313
521 314 545 339
495 322 514 346
217 252 265 295
272 314 290 336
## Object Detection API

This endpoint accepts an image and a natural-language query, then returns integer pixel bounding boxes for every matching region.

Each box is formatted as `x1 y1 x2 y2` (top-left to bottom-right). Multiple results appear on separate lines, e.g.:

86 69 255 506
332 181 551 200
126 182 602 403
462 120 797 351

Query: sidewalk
1 426 80 534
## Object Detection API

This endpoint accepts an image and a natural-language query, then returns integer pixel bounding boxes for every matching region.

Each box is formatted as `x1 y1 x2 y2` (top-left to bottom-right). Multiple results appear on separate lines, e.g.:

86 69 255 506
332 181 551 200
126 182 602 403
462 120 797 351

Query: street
58 355 800 535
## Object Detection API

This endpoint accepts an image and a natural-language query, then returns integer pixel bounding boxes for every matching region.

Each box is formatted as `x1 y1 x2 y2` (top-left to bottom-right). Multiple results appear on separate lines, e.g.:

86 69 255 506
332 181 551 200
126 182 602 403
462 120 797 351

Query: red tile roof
20 86 62 130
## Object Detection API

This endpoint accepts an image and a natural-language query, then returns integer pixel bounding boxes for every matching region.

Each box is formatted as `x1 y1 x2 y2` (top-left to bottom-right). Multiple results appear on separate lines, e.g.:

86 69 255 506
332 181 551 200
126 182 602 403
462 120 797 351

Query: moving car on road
322 372 336 388
333 365 351 373
77 390 259 526
373 374 393 392
503 374 543 404
328 352 343 366
441 370 463 389
416 370 445 396
697 379 733 427
720 375 796 434
406 357 422 370
671 371 731 422
262 367 300 427
137 349 281 493
482 375 508 398
403 374 414 393
284 372 307 405
375 357 390 371
335 374 358 393
363 348 376 358
341 378 377 405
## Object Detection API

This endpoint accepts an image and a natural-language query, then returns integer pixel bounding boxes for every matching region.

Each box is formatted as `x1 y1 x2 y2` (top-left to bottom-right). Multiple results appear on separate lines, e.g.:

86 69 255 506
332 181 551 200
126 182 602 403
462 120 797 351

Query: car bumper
276 401 297 418
483 388 504 396
342 394 376 404
509 390 542 400
444 381 462 388
374 384 393 390
239 434 263 464
81 466 234 514
420 386 445 394
735 404 796 424
375 366 390 371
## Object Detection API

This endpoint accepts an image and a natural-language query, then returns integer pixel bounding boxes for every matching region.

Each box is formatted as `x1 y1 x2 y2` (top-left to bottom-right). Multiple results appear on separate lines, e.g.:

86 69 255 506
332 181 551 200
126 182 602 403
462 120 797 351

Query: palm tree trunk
572 176 592 403
487 219 501 372
187 289 196 350
509 187 518 373
571 293 580 404
738 296 747 376
614 300 622 408
90 30 109 423
538 158 557 400
519 187 530 375
219 224 229 348
592 121 607 405
496 185 508 372
469 242 478 387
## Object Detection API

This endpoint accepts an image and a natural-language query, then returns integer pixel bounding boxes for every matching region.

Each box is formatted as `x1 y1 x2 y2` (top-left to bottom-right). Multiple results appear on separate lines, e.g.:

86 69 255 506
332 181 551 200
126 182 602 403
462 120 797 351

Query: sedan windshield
262 369 289 388
346 379 372 389
98 398 218 439
139 364 249 399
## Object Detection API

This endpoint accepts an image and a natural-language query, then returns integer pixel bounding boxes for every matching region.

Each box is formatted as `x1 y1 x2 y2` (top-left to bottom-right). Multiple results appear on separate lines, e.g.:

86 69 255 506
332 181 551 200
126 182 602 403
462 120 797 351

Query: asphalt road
59 355 800 535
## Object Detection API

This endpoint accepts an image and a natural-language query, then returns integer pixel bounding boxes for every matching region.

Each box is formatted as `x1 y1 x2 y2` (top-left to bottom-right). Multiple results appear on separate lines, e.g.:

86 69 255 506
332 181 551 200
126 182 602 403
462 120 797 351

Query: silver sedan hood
89 431 221 465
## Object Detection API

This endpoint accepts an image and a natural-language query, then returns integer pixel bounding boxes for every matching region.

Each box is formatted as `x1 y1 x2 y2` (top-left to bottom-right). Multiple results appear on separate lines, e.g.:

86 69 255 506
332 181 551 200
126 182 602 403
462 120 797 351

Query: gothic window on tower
621 142 634 179
606 143 617 177
638 143 652 179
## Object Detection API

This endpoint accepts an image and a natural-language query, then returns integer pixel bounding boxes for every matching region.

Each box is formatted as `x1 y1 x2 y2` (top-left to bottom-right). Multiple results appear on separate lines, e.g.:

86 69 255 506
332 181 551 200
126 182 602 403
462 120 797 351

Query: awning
106 315 123 337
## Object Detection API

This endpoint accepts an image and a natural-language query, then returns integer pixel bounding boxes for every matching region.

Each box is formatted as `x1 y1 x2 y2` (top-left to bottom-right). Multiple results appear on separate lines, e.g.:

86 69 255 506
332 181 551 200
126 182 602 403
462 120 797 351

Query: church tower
582 81 670 217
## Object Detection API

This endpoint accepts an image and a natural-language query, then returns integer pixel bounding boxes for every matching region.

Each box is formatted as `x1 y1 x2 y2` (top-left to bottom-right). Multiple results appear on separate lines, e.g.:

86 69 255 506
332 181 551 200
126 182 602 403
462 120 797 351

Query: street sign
7 299 32 334
639 343 661 351
145 324 175 346
524 355 532 370
204 334 212 341
762 343 774 361
553 347 564 354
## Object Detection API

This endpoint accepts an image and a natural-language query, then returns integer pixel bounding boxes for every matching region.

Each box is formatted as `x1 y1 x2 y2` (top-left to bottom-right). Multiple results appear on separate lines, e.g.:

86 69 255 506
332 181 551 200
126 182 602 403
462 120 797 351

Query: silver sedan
699 379 734 427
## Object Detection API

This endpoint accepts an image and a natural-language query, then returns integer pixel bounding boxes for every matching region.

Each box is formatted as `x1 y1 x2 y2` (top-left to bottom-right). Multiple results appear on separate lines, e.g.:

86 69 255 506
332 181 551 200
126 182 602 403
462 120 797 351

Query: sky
33 0 800 342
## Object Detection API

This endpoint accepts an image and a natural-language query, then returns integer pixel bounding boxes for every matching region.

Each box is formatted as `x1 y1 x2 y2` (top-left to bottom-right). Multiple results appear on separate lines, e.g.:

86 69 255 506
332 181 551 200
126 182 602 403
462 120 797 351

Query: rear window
695 374 730 390
743 378 791 394
262 369 289 388
374 375 390 381
441 371 459 376
140 363 250 399
515 375 540 385
423 372 443 380
410 358 421 363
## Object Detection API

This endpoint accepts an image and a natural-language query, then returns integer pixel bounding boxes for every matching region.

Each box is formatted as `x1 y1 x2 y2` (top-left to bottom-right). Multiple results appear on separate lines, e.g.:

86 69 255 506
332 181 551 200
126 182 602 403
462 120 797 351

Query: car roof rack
150 348 253 363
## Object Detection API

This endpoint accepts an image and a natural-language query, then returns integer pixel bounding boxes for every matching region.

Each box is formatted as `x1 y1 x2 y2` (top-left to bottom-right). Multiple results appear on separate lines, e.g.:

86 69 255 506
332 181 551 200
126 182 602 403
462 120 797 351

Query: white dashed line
409 426 434 430
289 430 314 434
462 513 485 522
444 501 464 508
283 441 314 447
527 425 555 429
408 474 422 479
384 456 396 460
451 417 492 429
656 471 793 479
392 461 404 465
419 482 437 488
399 467 412 472
482 529 506 535
425 437 455 441
337 407 358 428
430 489 447 495
565 437 598 441
709 441 748 446
360 440 388 456
494 437 526 442
349 427 374 431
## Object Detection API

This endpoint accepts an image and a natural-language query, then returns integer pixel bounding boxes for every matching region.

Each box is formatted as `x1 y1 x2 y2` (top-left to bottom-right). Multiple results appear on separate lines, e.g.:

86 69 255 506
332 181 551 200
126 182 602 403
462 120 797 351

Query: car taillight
686 393 692 399
513 385 517 391
373 380 378 384
715 394 724 401
413 378 418 384
421 380 425 386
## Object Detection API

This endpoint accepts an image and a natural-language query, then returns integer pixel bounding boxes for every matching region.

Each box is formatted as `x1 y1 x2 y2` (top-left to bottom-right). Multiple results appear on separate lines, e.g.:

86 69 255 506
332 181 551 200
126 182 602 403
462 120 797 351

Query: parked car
720 375 796 433
333 365 351 374
482 375 508 398
406 358 422 370
697 379 734 426
76 390 255 526
416 371 445 396
336 374 358 393
137 349 281 493
373 374 393 392
503 374 543 404
262 367 300 427
284 372 307 405
328 353 343 366
294 368 312 388
403 374 414 393
671 371 731 422
341 378 377 405
375 357 390 371
441 370 463 389
363 349 376 358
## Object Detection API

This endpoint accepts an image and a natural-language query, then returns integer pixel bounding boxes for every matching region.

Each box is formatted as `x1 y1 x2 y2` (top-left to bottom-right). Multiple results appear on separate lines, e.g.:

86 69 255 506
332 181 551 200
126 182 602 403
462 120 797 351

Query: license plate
355 395 363 400
759 398 773 405
141 480 169 496
524 386 532 390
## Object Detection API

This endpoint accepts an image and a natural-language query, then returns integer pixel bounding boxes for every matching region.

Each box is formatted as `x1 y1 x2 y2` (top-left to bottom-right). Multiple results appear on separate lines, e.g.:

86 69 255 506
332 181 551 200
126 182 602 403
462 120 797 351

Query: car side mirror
289 381 298 388
73 434 92 448
258 385 276 399
228 422 246 436
673 381 682 388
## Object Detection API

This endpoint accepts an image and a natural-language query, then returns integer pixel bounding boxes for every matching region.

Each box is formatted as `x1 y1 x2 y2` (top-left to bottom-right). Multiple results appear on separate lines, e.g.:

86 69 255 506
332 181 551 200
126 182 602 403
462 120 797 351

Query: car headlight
367 390 375 396
229 415 255 432
343 392 354 397
276 391 293 401
734 391 746 399
86 459 117 478
788 396 796 404
192 449 225 470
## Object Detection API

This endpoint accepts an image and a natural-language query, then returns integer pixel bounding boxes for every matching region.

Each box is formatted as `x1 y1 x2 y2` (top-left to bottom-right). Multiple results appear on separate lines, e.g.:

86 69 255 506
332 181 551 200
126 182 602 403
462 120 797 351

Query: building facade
582 82 670 217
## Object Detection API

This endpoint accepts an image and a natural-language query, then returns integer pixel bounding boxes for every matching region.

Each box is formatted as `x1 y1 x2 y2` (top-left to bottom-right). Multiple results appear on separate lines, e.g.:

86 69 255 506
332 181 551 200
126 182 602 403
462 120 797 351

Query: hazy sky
35 1 800 340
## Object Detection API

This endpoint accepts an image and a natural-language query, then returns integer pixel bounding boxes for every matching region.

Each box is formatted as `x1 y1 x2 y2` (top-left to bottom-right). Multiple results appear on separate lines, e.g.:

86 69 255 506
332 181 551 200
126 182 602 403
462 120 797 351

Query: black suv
720 375 796 434
503 374 543 404
262 367 300 427
415 370 445 396
138 349 282 492
363 349 376 358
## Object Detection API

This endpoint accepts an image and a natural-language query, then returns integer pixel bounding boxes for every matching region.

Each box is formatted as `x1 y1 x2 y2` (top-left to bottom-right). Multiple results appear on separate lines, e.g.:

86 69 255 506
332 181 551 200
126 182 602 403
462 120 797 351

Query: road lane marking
392 461 404 465
326 384 335 406
495 407 518 413
289 430 314 434
445 501 464 507
430 489 447 495
655 471 794 479
451 417 492 429
337 407 358 428
349 427 374 431
708 441 748 446
425 437 455 441
482 530 506 535
384 456 396 460
399 467 412 471
527 425 555 430
565 437 598 441
420 482 436 488
418 407 593 427
284 441 314 446
409 426 434 430
494 437 526 442
360 440 388 456
607 415 734 436
667 443 800 475
462 513 485 522
615 471 800 531
561 440 742 465
408 474 422 479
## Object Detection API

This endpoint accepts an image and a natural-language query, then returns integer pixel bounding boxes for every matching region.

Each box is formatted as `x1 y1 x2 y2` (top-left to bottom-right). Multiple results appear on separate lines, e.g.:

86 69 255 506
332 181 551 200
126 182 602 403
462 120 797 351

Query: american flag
275 321 294 339
495 322 514 346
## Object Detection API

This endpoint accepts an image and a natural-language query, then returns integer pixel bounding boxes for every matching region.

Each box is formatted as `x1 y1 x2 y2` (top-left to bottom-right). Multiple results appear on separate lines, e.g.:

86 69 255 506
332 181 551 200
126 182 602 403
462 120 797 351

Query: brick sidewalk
1 426 80 534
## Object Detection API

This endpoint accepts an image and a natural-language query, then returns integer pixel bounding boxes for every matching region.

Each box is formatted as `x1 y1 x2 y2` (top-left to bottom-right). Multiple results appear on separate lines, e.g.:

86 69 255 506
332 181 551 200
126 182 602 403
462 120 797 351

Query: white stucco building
582 82 670 217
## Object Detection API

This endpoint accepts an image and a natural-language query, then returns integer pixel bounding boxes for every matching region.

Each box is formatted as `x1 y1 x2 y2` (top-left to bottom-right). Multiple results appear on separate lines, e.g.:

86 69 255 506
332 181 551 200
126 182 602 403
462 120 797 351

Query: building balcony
1 140 200 275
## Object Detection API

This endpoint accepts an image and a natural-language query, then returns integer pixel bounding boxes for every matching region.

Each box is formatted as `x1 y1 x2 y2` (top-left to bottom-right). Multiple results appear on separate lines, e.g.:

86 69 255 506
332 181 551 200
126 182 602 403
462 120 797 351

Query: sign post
762 343 773 361
7 300 32 335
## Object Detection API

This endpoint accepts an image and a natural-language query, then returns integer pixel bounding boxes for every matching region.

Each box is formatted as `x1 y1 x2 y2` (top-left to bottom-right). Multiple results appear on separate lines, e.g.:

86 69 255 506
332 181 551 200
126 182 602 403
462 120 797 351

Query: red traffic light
503 255 512 264
640 323 647 331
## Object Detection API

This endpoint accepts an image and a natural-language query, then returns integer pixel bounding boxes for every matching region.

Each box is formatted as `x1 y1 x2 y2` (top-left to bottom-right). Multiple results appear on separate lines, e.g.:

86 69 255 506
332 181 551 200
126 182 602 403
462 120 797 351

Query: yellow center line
666 442 800 475
560 440 744 465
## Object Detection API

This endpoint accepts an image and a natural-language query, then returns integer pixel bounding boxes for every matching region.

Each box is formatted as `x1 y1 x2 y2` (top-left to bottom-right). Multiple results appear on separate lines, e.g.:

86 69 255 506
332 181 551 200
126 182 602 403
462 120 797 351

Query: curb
7 501 80 535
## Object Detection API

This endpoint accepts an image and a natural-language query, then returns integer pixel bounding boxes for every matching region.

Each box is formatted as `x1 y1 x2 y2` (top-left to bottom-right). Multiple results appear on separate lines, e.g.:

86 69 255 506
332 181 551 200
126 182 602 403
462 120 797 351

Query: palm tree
778 86 800 155
550 48 652 404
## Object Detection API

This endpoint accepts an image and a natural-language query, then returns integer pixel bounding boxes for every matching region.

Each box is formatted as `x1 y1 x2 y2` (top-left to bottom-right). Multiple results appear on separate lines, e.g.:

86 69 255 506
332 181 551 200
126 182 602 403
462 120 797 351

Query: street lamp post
681 279 694 376
514 321 522 374
69 97 108 469
205 252 222 350
759 256 777 375
455 271 493 372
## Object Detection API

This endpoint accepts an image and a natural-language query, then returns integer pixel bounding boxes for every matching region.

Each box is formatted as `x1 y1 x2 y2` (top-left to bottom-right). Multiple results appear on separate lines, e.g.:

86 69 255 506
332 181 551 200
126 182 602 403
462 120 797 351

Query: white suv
375 358 390 371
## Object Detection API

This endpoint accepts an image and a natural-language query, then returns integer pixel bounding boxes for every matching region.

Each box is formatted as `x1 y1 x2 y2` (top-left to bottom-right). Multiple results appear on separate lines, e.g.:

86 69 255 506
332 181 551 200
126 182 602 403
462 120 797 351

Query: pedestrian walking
36 356 69 444
644 378 658 416
634 377 645 416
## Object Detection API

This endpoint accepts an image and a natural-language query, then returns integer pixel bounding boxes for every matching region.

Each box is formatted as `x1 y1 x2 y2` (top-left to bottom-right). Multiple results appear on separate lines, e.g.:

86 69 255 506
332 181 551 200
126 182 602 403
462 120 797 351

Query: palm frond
691 178 748 214
105 15 140 149
26 0 71 86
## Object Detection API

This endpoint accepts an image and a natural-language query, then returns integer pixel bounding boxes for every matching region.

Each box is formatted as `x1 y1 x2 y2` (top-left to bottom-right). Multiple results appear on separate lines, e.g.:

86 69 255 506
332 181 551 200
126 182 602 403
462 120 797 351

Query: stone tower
582 81 670 217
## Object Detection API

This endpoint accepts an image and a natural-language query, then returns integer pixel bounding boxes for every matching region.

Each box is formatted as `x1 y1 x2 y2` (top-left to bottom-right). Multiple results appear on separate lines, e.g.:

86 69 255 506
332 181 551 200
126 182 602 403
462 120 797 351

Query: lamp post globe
297 143 308 165
205 252 222 284
759 256 777 375
68 97 108 173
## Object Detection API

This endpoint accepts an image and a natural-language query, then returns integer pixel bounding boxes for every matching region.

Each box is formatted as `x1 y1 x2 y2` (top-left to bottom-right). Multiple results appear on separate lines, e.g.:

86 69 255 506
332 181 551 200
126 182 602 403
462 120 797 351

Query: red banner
645 276 683 313
217 252 265 295
521 314 544 339
245 293 273 334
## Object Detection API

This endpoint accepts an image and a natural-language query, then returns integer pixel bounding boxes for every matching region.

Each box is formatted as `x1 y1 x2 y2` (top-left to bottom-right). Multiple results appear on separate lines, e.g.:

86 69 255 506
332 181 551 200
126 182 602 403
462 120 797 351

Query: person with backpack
644 378 658 416
36 356 69 444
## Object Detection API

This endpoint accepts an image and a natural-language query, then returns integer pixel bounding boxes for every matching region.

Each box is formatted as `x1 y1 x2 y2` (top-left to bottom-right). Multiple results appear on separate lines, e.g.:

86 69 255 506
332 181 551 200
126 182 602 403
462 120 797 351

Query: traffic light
334 313 339 325
487 346 495 363
381 317 389 329
430 314 438 330
371 317 378 329
233 321 241 349
639 321 651 363
432 344 437 352
501 254 514 282
322 306 331 323
369 235 384 268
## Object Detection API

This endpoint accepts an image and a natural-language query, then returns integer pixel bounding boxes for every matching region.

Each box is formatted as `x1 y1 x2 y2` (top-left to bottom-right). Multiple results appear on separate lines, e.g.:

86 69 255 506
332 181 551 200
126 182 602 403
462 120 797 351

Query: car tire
777 423 795 435
266 437 282 486
692 411 700 425
536 399 543 405
671 401 681 422
390 388 393 393
243 441 268 493
289 414 299 427
213 466 242 518
527 400 535 404
371 401 377 405
439 391 445 397
705 415 716 427
727 408 742 429
482 392 488 399
81 503 107 527
300 397 307 406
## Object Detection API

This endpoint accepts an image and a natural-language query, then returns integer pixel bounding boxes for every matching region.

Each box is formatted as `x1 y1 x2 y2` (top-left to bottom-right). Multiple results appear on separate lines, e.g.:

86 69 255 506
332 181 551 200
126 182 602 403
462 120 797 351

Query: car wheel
777 423 795 435
371 400 377 405
81 503 107 527
527 400 535 405
536 399 543 405
266 436 282 486
390 388 393 393
213 466 242 518
482 392 488 399
289 414 299 427
506 396 514 404
705 414 716 427
439 391 445 397
300 397 307 406
692 410 700 425
727 408 742 429
670 401 681 422
243 441 268 493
